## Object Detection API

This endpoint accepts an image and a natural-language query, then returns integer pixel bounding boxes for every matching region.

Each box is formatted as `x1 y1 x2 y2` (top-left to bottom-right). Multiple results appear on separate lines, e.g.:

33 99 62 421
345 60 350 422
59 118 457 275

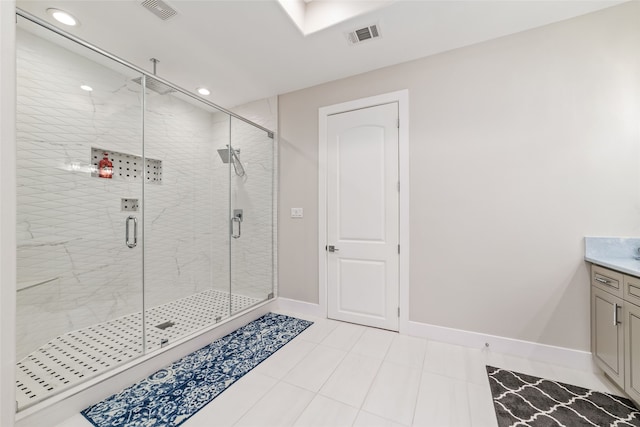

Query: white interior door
326 102 399 331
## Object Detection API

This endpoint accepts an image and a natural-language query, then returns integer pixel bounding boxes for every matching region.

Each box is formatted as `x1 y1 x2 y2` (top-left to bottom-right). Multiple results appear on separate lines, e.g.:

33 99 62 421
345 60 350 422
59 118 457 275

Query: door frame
318 90 409 334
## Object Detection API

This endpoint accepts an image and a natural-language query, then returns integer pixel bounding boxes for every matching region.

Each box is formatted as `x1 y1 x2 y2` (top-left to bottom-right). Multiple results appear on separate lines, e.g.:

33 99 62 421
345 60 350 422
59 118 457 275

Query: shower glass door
229 117 275 314
143 84 231 352
15 17 144 409
15 8 275 412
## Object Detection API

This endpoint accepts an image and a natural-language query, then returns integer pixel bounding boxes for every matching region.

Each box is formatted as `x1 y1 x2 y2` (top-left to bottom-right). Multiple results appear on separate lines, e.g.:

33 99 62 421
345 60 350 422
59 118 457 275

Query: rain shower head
217 146 245 177
131 76 176 95
217 148 233 164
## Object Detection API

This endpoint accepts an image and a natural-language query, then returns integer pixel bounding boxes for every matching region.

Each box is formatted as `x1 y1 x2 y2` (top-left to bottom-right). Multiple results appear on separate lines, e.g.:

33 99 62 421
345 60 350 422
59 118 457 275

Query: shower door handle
126 216 138 248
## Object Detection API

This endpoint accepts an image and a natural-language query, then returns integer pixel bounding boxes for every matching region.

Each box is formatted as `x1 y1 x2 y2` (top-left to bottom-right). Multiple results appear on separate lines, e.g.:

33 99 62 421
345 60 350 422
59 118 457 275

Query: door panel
591 287 624 388
338 259 387 317
595 296 620 370
338 126 386 242
327 103 399 331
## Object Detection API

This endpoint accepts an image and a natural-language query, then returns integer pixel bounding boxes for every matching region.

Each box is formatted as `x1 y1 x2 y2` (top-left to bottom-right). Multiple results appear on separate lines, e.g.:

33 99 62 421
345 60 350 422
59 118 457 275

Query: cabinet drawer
625 275 640 307
592 264 624 298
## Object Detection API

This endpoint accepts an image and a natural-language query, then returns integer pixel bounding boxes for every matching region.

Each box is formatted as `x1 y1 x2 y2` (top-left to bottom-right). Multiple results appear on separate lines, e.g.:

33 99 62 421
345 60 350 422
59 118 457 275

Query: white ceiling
16 0 625 108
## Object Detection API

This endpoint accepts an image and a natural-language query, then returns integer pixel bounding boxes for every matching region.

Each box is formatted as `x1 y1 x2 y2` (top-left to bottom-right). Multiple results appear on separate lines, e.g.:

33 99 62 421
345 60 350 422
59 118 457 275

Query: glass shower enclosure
15 11 275 411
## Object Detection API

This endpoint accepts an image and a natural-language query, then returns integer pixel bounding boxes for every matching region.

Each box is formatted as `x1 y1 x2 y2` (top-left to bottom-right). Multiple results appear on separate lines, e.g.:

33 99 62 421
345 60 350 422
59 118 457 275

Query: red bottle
98 152 113 179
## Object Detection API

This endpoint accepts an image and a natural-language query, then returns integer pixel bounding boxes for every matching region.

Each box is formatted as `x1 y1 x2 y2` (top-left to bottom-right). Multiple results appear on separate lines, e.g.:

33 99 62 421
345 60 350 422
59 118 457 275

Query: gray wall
278 2 640 351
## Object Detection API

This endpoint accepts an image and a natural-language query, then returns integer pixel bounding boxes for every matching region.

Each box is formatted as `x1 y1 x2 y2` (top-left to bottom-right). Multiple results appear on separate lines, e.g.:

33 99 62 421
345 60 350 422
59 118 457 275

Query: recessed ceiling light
197 87 211 96
80 85 93 92
47 8 79 26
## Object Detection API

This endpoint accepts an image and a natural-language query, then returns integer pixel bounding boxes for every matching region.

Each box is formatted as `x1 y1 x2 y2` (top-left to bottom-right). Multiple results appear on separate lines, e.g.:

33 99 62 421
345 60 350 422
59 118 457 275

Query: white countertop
585 237 640 277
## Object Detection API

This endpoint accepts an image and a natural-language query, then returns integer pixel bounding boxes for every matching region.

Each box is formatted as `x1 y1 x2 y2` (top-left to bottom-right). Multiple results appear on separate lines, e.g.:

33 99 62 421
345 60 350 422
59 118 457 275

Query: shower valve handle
231 217 242 239
231 209 243 239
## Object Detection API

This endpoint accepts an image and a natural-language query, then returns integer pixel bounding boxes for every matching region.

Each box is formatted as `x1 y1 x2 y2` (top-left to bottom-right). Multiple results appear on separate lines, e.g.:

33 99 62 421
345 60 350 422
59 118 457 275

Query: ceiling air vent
346 24 381 45
141 0 177 21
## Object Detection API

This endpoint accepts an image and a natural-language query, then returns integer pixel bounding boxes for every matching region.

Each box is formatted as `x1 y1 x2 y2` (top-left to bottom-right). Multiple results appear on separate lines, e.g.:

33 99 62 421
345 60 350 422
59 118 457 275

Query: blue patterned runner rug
82 313 312 427
487 365 640 426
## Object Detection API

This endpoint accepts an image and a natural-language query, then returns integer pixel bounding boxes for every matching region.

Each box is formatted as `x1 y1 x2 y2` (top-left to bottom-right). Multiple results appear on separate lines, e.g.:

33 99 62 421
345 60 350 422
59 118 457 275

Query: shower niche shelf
91 147 162 184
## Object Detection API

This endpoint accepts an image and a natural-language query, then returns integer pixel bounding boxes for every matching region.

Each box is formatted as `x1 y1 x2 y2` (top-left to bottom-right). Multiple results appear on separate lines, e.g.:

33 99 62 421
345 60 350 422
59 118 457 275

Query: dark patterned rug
82 313 312 427
487 366 640 426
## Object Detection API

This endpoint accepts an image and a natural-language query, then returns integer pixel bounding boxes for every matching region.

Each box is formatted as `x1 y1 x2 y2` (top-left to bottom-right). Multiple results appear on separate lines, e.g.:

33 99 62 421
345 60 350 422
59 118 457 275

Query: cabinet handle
595 277 611 285
614 303 621 326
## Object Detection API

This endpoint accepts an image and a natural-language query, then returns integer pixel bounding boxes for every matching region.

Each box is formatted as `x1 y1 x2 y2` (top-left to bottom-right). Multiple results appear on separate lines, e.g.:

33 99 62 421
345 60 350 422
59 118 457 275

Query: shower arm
150 58 159 75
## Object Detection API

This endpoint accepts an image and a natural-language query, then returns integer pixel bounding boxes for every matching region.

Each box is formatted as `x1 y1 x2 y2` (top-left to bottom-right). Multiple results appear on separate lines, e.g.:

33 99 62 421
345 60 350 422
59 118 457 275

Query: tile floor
55 310 622 427
17 290 261 409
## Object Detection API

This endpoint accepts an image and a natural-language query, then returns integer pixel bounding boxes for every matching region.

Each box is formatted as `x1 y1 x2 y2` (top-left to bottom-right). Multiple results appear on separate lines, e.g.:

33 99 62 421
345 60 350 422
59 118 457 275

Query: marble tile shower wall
15 29 274 360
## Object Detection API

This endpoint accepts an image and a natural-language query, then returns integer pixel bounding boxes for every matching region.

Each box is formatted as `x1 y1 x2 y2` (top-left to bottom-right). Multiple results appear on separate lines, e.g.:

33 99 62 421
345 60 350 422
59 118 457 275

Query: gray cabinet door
625 301 640 403
592 286 624 388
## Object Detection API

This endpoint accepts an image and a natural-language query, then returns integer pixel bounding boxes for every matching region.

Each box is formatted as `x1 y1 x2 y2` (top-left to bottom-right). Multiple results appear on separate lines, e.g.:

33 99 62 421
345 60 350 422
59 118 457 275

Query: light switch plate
291 207 303 218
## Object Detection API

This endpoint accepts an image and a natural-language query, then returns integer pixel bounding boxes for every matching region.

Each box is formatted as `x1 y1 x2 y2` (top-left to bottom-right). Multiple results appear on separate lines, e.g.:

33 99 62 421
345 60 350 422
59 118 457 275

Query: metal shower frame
15 6 278 363
15 8 275 140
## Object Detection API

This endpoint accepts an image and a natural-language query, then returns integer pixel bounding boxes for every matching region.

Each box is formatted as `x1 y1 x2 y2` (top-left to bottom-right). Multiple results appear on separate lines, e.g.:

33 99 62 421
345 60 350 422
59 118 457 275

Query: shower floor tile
16 289 261 409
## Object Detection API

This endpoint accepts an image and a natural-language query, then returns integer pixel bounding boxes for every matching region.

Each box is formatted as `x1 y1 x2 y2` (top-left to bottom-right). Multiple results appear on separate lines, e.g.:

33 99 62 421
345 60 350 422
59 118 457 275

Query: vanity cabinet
591 264 640 404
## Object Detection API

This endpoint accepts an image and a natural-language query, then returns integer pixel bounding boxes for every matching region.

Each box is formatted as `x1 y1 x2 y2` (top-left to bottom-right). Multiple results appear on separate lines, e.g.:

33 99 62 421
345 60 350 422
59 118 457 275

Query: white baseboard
407 320 595 372
275 297 594 372
274 297 593 372
276 297 324 317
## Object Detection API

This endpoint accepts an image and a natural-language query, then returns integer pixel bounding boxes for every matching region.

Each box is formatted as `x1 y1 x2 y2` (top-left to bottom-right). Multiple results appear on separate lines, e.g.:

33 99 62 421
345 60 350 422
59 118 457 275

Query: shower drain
155 321 175 330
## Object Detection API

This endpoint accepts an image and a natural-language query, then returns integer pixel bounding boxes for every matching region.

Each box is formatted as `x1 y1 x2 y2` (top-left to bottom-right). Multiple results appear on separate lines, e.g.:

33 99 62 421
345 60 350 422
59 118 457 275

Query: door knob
327 245 339 253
